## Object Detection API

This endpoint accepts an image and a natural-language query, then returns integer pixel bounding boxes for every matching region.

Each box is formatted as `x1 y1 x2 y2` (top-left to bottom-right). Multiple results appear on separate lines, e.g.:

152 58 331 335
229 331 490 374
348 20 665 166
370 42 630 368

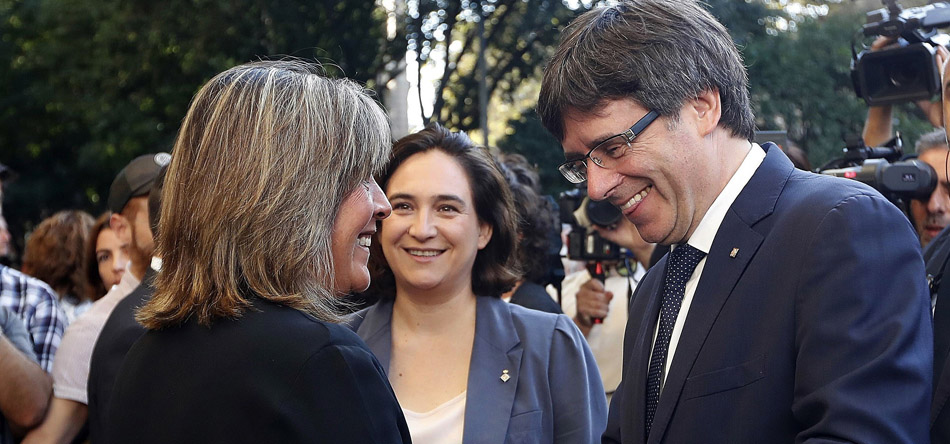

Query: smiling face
560 98 719 245
380 150 492 296
96 227 128 288
330 177 392 294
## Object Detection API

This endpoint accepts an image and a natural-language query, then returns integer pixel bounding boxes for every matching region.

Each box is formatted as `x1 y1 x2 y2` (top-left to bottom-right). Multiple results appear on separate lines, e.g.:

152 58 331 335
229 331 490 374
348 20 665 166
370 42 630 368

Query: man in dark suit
921 47 950 444
537 1 933 442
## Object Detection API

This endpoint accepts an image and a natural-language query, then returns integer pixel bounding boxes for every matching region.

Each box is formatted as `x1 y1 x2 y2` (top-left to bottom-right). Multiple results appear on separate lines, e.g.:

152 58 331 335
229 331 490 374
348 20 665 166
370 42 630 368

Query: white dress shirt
651 143 765 391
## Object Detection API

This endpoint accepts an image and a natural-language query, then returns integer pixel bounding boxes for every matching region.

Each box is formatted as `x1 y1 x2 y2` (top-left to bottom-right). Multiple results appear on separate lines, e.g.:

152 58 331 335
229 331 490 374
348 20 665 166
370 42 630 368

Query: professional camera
558 187 623 262
851 1 950 106
819 135 936 206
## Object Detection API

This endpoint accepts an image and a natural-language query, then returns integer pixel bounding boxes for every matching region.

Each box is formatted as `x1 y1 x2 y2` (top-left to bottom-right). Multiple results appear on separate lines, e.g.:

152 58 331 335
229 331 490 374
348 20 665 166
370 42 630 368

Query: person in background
350 124 606 443
25 153 167 444
495 152 563 314
22 211 97 323
862 39 950 249
106 60 409 443
86 212 127 298
0 306 52 443
0 162 16 267
920 43 950 444
86 166 164 442
537 1 932 442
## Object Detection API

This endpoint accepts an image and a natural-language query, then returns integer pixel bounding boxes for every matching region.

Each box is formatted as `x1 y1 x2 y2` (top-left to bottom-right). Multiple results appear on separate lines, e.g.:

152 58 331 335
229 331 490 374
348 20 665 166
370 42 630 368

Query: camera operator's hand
591 216 655 266
863 37 949 148
940 45 950 131
574 277 613 336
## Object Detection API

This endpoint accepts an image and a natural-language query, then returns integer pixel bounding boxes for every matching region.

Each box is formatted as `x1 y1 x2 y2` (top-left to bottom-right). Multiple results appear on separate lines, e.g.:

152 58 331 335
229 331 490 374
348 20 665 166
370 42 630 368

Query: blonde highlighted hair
138 60 391 329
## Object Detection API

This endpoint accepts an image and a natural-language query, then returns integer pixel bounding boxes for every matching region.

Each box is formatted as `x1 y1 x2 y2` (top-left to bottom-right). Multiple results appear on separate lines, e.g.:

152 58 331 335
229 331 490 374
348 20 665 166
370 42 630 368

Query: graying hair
537 0 755 141
140 60 391 328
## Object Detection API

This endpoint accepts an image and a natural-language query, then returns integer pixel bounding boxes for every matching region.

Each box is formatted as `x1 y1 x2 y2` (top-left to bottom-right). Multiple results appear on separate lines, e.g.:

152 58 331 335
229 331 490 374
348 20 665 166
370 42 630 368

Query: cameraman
560 216 654 400
863 36 950 248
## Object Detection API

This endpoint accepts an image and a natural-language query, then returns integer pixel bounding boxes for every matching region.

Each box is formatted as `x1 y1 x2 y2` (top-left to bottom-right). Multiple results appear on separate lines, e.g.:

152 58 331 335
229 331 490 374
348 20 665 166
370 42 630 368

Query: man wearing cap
23 153 169 443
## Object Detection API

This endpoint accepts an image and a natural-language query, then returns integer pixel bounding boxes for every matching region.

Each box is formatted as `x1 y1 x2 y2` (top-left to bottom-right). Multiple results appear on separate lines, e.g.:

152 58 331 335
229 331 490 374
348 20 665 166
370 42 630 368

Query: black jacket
106 296 411 443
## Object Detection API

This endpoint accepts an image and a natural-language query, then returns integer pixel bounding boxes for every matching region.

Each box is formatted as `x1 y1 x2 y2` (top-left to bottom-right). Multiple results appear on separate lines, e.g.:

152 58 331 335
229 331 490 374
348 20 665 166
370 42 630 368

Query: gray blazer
348 296 607 444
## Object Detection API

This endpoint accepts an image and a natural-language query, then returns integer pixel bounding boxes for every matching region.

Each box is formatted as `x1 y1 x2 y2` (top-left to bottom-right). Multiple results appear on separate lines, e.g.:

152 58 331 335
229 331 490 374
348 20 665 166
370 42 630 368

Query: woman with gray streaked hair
106 60 410 443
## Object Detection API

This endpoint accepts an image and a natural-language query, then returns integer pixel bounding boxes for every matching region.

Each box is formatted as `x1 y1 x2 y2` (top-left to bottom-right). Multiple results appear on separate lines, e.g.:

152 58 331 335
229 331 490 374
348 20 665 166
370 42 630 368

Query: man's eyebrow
563 150 587 162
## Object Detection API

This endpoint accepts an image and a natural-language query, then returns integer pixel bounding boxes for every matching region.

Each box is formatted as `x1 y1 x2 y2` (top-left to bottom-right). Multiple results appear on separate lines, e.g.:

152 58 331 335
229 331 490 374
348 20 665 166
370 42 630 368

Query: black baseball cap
108 153 171 213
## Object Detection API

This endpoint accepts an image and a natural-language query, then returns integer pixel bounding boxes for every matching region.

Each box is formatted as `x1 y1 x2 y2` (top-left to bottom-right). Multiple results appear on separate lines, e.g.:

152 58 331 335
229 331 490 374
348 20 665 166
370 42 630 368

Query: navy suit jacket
925 225 950 444
604 144 933 443
349 296 608 444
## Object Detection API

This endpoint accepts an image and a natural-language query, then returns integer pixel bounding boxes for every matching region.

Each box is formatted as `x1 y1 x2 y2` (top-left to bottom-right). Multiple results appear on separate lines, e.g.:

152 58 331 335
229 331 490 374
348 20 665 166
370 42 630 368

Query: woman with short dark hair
350 123 607 443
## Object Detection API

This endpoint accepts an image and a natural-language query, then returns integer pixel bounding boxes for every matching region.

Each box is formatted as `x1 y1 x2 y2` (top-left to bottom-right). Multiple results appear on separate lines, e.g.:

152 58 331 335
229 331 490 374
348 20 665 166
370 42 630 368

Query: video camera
851 1 950 106
819 134 936 205
558 187 624 262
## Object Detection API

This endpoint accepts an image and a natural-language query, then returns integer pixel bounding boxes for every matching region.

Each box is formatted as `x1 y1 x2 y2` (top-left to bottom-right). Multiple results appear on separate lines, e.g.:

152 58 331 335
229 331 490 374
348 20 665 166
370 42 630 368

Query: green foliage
0 0 400 251
495 111 570 197
408 0 589 131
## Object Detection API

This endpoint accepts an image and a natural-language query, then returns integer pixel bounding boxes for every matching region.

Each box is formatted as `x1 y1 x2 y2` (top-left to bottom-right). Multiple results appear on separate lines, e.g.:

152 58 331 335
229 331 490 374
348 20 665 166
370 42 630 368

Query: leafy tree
406 0 591 131
0 0 401 255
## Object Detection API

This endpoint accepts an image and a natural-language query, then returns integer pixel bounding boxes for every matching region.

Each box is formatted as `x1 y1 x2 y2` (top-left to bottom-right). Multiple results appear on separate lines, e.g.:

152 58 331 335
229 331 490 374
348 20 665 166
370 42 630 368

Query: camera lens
585 199 622 227
887 64 921 87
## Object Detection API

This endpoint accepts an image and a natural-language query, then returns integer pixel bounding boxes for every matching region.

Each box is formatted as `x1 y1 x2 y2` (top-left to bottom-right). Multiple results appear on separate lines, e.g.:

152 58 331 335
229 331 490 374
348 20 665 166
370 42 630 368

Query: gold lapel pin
500 369 510 382
730 248 739 258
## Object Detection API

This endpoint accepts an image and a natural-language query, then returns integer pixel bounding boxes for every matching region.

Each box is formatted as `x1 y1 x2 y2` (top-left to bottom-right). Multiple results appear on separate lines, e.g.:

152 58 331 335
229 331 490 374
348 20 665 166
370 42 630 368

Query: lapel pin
730 248 739 258
500 369 510 382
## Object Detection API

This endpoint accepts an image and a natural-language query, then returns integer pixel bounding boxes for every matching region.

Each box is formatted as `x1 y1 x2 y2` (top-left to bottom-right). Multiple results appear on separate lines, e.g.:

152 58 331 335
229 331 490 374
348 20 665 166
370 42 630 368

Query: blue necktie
645 243 706 438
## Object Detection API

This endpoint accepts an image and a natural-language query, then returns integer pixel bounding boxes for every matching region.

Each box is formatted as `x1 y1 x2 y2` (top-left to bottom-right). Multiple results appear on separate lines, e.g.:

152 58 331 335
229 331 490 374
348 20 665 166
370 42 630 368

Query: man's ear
690 88 722 137
110 213 131 244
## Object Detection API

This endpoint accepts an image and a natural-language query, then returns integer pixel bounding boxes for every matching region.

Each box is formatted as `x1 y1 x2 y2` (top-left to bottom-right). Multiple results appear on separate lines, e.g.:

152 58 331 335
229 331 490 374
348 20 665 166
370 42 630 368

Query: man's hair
22 210 95 302
368 123 520 299
139 60 391 329
495 153 558 284
537 0 755 141
915 129 949 154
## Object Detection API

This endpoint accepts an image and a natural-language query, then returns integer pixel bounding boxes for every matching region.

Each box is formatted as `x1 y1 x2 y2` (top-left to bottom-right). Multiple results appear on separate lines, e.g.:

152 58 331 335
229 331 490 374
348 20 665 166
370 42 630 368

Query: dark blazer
106 296 411 444
87 267 155 443
349 296 607 444
509 280 562 314
928 225 950 444
604 144 933 443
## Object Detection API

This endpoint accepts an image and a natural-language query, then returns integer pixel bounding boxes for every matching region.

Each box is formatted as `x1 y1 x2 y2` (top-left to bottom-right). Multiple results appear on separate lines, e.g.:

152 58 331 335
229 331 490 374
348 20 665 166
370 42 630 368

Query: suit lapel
647 144 790 443
625 260 666 444
462 297 523 444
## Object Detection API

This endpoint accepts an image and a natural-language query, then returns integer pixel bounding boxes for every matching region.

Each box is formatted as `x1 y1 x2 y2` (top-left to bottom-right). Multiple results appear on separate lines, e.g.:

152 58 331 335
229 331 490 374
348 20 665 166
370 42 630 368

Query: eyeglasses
558 110 660 184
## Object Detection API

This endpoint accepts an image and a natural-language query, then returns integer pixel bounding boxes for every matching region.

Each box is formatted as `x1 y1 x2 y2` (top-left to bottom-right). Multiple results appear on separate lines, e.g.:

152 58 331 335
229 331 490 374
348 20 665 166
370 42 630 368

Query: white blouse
402 390 467 444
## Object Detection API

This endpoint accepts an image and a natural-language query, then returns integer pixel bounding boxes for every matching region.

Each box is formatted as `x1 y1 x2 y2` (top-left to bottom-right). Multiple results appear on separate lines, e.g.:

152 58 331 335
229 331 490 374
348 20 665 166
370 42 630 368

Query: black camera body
819 135 936 203
558 188 623 262
851 1 950 106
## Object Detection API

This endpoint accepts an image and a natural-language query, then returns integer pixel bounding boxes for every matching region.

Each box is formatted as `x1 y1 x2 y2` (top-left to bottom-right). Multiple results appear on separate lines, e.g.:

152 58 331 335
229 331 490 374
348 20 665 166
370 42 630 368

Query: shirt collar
686 142 766 254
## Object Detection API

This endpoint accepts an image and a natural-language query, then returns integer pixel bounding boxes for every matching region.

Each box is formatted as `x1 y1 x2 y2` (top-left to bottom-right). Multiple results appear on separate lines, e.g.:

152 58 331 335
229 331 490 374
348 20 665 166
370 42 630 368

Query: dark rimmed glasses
557 110 660 184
